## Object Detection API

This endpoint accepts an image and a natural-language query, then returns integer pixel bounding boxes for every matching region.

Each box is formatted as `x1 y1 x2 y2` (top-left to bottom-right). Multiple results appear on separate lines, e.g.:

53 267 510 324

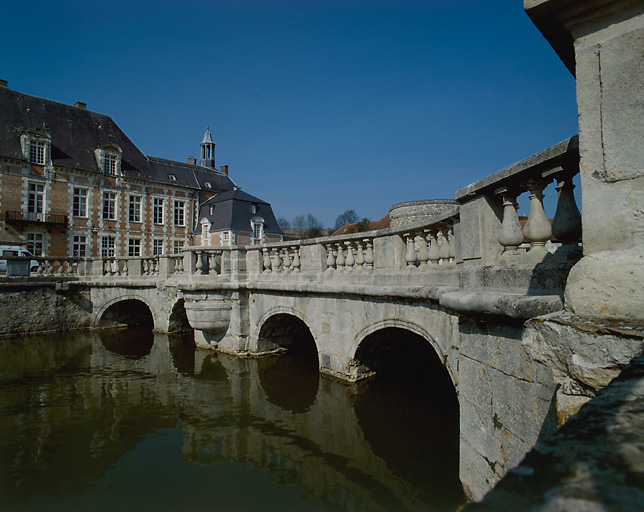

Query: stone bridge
3 1 643 505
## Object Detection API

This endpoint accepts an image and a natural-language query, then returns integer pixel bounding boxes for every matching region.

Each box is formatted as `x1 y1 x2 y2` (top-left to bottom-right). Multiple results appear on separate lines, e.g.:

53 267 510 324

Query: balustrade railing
456 135 581 265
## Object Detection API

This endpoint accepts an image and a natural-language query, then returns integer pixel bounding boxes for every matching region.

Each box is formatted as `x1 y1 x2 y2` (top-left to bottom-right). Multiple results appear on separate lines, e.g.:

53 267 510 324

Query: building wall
0 158 197 257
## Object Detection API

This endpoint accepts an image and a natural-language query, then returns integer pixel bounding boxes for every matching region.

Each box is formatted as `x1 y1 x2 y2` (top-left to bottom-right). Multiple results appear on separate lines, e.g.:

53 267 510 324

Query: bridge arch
351 319 456 389
252 306 319 357
94 295 156 330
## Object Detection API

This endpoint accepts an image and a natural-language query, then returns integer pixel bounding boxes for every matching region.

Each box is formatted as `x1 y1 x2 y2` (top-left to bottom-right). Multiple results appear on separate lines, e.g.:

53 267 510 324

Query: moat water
0 329 465 512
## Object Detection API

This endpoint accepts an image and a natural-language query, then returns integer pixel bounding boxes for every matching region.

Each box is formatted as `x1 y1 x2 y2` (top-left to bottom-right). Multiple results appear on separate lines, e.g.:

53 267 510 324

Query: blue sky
0 0 577 227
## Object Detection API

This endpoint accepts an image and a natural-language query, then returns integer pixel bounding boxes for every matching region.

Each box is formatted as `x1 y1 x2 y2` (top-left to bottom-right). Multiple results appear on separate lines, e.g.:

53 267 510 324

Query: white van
0 245 40 273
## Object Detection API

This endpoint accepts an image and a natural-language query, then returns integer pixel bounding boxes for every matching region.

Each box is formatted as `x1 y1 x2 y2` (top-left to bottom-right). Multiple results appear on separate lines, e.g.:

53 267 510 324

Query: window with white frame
173 200 185 226
173 240 184 254
153 198 164 224
73 235 87 257
201 221 210 246
128 238 141 257
152 239 164 256
222 231 229 243
30 140 46 165
101 236 115 258
26 232 44 256
27 182 44 217
129 195 142 223
103 192 116 220
73 188 88 217
250 216 264 244
95 145 122 175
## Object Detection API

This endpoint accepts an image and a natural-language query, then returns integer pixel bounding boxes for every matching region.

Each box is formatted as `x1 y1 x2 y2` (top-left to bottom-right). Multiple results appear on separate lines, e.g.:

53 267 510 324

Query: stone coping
455 135 578 202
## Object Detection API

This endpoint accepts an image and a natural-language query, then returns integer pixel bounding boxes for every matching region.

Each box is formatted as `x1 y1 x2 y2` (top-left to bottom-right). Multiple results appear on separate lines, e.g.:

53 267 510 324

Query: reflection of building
0 82 280 256
195 190 283 246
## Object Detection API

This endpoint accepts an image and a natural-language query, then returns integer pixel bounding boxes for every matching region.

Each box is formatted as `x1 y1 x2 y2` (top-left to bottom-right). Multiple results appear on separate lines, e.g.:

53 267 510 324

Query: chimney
0 79 7 88
187 156 196 165
74 101 87 109
220 165 229 176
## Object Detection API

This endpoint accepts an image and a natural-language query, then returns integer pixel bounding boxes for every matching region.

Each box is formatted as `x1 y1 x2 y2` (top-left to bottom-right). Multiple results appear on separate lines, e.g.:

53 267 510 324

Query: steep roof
197 189 283 235
0 86 235 192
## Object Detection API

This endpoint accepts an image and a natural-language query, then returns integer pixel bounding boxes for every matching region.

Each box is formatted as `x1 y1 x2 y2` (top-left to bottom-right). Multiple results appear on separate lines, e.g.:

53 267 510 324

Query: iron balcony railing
3 210 68 226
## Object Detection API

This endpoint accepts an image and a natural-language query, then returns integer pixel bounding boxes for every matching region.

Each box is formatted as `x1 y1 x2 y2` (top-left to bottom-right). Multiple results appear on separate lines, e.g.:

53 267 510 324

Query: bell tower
200 126 215 169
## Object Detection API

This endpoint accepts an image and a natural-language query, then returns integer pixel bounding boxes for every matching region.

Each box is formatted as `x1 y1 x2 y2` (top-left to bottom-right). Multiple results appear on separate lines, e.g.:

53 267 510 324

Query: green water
0 329 465 512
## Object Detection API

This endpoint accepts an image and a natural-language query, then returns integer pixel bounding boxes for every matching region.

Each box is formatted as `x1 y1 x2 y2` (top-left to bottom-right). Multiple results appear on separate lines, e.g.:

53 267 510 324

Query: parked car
0 245 40 273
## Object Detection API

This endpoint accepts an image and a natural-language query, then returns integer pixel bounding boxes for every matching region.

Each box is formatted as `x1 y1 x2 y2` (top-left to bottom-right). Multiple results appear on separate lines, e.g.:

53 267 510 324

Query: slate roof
196 189 283 235
0 86 235 192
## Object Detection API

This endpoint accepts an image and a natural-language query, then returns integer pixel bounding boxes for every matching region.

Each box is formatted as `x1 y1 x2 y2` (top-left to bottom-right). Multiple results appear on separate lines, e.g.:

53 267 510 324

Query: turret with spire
200 126 215 169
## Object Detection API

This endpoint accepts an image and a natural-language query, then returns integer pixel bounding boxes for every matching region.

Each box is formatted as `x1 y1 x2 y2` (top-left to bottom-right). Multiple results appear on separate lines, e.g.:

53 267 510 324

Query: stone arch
351 319 456 388
94 295 156 330
251 306 319 355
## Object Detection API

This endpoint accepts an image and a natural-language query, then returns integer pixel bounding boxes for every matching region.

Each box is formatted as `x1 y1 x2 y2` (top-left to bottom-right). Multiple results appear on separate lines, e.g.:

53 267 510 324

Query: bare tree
306 213 324 238
277 216 290 230
334 209 359 230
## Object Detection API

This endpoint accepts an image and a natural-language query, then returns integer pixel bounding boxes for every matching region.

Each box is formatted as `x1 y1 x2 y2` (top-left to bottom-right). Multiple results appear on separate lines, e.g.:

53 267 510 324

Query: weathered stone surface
0 284 92 335
465 353 644 511
388 199 458 227
523 312 644 392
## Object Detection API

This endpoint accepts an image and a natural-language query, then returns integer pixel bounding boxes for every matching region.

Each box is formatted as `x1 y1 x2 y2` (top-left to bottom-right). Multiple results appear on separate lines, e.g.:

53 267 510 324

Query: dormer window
250 215 265 245
169 174 177 181
30 140 46 164
21 129 51 166
95 144 122 175
204 181 212 189
250 204 257 215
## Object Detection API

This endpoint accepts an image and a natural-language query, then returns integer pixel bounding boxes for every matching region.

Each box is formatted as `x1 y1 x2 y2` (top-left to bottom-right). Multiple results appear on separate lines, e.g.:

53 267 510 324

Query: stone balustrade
34 257 81 276
456 136 581 266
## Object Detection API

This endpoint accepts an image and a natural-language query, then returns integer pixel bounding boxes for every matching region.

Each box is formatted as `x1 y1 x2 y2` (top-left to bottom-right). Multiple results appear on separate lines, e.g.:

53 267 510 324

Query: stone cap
455 136 578 202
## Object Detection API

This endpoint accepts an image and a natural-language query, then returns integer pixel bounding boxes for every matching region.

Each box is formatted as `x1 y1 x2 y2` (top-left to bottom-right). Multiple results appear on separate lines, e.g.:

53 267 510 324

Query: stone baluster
335 243 345 271
263 248 272 272
417 233 430 267
151 258 158 275
551 174 582 256
291 247 301 272
404 233 418 269
345 241 355 271
355 241 365 273
523 180 552 259
175 256 183 274
37 260 45 275
498 191 524 256
57 260 65 275
122 259 128 276
448 228 456 263
142 259 148 276
195 251 205 275
427 230 440 265
326 244 336 272
208 252 217 275
110 259 118 276
282 249 291 272
438 229 450 264
363 239 374 271
270 249 282 272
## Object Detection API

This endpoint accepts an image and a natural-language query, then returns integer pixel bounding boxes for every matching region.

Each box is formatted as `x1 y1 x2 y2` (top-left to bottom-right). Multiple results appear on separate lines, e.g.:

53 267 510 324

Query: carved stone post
336 243 345 271
326 244 336 272
552 173 582 260
427 230 440 265
196 251 205 275
282 249 291 272
345 241 355 271
363 239 374 271
523 180 552 259
270 249 282 272
355 241 365 273
262 248 271 272
404 233 418 269
291 247 301 272
498 191 524 255
417 233 429 267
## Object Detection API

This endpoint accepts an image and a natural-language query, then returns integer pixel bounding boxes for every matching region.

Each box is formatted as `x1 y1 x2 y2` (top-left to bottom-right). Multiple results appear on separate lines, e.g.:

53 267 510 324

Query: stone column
527 0 644 320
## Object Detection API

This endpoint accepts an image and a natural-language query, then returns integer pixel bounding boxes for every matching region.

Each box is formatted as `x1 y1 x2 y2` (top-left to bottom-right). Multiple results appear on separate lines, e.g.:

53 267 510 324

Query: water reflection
0 330 465 511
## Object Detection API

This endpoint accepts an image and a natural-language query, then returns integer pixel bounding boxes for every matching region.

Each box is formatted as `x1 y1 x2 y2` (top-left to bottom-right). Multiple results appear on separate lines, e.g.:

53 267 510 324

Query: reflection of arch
95 296 155 330
353 327 463 506
252 306 318 354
